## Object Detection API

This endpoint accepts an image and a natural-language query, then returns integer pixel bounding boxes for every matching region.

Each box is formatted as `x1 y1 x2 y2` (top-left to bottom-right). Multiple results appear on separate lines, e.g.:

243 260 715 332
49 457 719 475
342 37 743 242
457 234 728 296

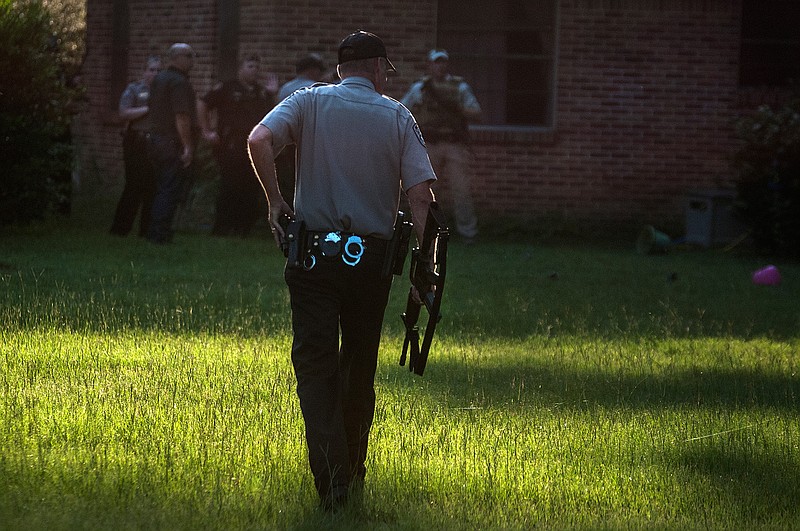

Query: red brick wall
551 0 742 227
471 0 743 229
79 0 743 231
79 0 436 192
79 0 219 190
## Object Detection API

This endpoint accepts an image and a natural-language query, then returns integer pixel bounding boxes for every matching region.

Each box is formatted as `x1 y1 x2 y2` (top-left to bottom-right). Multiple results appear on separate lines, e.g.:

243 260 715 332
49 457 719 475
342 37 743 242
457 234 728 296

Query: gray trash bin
685 189 746 248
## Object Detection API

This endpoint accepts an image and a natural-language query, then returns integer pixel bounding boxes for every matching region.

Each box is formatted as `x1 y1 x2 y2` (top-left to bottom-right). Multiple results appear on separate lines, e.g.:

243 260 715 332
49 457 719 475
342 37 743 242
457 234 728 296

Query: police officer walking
248 31 436 511
198 54 277 237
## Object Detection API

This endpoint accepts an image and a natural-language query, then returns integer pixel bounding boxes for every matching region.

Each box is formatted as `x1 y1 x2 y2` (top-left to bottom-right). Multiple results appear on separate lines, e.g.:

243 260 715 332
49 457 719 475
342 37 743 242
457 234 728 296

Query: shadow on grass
4 226 800 341
399 357 799 412
672 445 800 525
382 358 800 525
377 239 800 347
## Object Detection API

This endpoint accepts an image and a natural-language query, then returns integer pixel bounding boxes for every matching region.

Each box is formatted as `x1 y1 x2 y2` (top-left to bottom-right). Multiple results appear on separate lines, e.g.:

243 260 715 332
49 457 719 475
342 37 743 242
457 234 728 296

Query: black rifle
400 202 449 376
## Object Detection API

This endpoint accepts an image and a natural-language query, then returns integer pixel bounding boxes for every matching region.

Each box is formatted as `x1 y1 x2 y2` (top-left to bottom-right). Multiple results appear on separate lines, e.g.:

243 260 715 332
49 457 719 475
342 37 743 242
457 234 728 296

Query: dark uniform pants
110 130 156 236
147 134 191 244
212 143 265 237
284 243 392 501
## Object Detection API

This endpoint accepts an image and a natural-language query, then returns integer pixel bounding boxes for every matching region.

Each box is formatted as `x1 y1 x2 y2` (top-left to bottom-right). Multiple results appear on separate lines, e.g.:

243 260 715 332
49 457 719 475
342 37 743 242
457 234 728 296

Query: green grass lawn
1 210 798 530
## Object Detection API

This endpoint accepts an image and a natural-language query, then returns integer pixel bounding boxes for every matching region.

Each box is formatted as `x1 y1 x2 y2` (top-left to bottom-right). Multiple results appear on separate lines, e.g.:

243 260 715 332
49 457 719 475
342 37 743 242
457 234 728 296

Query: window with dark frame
740 0 800 87
436 0 557 128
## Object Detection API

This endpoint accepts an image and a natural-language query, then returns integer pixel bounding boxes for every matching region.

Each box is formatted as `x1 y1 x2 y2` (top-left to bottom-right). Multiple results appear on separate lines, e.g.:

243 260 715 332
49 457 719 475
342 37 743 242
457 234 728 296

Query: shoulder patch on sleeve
414 123 426 147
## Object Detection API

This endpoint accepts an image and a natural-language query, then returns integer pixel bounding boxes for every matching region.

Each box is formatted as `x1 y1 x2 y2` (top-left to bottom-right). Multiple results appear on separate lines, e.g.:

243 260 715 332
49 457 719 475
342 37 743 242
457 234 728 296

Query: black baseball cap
338 30 396 72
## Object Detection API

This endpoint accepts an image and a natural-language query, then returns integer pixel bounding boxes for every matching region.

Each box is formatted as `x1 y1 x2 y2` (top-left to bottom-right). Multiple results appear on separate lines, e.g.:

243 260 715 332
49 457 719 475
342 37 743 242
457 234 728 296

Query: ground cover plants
1 214 798 530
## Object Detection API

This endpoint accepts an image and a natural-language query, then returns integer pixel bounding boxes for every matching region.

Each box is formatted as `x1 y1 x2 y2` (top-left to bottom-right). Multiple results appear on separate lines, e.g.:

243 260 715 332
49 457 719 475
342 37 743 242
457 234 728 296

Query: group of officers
109 32 480 512
110 45 327 240
110 41 480 244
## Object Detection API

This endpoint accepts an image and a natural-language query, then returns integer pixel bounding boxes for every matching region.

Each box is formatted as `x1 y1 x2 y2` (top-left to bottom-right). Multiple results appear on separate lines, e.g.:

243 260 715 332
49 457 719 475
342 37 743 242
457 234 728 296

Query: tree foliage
0 0 86 225
734 92 800 257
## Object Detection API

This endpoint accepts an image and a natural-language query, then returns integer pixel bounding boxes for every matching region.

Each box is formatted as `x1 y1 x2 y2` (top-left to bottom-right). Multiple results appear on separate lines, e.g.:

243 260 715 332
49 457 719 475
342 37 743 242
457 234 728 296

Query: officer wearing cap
401 49 481 243
248 30 436 510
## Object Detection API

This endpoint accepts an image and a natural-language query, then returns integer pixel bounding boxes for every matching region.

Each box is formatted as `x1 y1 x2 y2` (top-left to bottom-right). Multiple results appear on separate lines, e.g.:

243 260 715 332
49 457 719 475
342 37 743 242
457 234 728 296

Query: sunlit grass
1 219 798 529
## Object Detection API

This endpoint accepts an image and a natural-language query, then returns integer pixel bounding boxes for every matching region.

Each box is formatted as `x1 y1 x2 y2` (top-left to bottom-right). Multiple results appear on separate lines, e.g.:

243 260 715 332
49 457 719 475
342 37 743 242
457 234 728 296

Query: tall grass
1 215 798 530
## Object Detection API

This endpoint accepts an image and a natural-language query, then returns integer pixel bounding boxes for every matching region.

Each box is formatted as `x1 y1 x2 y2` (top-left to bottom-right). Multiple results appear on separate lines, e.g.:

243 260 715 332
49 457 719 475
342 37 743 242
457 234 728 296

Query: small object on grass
752 265 781 286
636 225 671 255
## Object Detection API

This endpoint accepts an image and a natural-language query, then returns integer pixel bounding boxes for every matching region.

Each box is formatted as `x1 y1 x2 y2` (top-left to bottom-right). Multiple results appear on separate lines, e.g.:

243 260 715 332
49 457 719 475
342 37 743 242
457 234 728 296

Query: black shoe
320 493 348 513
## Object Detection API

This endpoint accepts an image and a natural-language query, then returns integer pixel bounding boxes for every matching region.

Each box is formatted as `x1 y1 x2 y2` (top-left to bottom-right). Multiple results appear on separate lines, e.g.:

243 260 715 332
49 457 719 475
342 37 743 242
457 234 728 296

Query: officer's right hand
269 200 294 248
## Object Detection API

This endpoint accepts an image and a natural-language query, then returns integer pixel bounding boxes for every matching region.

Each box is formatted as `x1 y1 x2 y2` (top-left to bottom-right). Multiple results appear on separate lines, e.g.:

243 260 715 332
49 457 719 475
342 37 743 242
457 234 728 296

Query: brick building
76 0 798 234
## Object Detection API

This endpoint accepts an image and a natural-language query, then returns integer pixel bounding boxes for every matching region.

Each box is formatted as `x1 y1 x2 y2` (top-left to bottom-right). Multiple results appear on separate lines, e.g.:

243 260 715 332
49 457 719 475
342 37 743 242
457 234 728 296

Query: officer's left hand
411 283 435 306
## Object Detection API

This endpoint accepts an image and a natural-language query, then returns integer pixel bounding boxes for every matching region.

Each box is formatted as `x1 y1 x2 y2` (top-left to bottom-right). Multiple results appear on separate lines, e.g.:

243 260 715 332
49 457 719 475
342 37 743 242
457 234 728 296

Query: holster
281 218 306 269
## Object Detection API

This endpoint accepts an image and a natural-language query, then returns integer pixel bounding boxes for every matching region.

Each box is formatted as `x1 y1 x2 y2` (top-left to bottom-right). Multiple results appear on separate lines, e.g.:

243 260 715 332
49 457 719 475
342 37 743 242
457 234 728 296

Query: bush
733 93 800 257
0 0 84 225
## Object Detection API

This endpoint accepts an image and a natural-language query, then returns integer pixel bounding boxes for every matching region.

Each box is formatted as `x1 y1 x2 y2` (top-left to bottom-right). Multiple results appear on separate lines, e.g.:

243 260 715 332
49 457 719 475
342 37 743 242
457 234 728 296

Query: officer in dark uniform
146 43 197 244
248 31 437 511
110 55 161 236
199 55 276 236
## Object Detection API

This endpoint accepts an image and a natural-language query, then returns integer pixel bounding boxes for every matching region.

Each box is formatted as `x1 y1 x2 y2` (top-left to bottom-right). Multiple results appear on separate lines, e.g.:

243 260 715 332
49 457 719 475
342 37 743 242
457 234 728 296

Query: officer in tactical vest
401 49 481 243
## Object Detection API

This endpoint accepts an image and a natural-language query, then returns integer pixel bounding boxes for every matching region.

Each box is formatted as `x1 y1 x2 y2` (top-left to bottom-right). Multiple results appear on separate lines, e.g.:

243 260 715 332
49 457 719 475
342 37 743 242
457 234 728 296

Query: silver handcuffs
342 235 365 266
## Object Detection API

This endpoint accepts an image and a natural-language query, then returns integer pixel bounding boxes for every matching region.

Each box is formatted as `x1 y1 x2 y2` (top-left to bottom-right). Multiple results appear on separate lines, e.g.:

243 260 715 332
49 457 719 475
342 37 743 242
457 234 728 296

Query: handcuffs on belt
303 231 365 271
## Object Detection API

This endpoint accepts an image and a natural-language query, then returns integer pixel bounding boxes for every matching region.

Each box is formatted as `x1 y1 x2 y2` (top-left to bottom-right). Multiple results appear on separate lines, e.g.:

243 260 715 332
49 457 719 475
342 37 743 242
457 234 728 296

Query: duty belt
301 230 386 271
